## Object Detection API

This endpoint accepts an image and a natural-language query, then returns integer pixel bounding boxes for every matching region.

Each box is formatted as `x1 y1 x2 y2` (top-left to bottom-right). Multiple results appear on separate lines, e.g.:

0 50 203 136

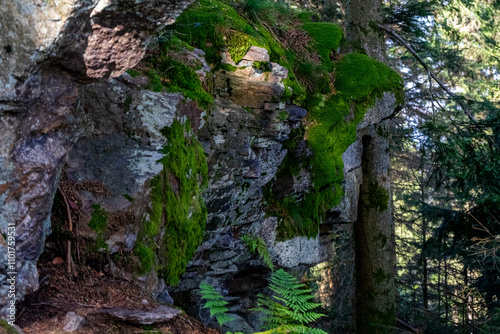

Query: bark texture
344 0 397 332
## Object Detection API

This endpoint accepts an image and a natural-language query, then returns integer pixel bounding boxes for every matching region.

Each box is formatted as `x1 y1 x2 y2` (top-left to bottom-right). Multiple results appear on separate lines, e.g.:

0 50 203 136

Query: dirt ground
16 257 218 334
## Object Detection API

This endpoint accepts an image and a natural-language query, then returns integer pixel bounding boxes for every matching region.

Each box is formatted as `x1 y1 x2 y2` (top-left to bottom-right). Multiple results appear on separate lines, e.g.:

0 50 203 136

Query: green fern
199 282 235 326
241 234 274 271
256 269 327 334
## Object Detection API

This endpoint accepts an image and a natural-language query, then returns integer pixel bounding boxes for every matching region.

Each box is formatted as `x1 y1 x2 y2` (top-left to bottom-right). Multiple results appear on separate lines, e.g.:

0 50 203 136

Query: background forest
294 0 500 333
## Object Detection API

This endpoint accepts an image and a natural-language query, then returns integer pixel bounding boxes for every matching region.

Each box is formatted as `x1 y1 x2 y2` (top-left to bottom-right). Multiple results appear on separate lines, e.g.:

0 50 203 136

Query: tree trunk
355 133 396 334
345 0 397 333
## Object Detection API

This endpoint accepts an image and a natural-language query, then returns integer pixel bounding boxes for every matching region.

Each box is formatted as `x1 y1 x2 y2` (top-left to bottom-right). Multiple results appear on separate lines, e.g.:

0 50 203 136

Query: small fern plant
256 269 327 334
241 234 274 271
199 282 235 326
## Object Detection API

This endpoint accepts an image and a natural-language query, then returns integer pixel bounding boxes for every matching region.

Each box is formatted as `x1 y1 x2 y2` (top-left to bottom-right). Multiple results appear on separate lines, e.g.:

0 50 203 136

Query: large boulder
0 0 195 317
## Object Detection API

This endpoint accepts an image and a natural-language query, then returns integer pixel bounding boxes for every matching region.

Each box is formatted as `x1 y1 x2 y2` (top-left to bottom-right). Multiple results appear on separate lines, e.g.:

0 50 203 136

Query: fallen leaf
52 257 64 265
68 199 78 210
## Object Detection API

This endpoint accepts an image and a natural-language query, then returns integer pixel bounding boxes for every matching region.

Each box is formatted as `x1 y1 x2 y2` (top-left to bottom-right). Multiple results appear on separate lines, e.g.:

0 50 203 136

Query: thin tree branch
377 24 477 123
397 318 421 333
57 184 77 277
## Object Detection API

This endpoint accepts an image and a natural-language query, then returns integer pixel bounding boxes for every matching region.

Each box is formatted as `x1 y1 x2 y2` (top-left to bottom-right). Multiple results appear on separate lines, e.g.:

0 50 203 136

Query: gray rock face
64 77 188 228
0 0 195 99
0 0 195 317
97 305 181 325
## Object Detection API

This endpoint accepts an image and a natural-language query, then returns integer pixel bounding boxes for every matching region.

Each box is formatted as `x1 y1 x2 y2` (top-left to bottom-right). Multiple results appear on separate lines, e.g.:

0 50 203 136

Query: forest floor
15 255 218 334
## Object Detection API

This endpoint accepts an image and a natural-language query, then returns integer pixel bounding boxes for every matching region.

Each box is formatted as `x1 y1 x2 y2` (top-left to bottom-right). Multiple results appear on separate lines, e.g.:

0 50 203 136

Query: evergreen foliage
240 234 274 271
386 0 500 331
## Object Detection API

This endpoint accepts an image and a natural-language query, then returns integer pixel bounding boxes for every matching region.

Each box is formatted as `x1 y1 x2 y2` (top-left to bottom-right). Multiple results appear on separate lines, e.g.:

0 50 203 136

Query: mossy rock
267 53 402 240
302 22 343 71
145 55 213 108
134 120 208 285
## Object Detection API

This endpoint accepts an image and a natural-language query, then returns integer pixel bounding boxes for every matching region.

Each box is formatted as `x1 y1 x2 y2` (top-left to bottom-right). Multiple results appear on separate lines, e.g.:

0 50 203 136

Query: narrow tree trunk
438 258 442 327
355 133 396 334
445 258 449 324
345 0 397 332
420 146 429 314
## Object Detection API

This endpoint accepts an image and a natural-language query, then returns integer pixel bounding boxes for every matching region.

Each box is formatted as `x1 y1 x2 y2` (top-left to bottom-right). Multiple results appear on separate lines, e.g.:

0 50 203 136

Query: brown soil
16 257 219 334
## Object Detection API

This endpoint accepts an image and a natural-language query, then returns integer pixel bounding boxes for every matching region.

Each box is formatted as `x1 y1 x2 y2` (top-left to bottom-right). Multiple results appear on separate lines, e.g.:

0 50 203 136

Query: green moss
227 31 251 63
168 0 264 65
0 319 20 334
302 22 343 71
126 69 140 77
305 53 401 216
146 57 213 108
123 194 134 202
266 53 402 240
333 53 404 104
296 11 318 23
166 0 318 105
159 120 208 285
159 34 194 52
278 110 288 121
88 204 108 251
219 63 238 72
367 181 389 211
134 241 155 275
135 120 208 285
253 61 272 72
147 69 164 92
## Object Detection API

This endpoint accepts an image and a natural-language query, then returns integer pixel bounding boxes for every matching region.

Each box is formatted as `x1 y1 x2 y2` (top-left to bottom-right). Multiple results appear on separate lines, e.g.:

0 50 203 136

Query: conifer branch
377 24 477 123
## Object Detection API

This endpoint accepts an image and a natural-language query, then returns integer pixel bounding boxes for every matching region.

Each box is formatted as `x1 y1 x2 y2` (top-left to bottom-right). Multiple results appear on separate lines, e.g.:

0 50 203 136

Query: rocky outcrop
0 0 195 317
1 1 402 331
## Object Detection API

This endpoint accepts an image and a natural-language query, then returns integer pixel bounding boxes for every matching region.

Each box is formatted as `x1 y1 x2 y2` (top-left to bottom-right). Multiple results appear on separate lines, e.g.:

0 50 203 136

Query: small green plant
256 269 327 334
199 282 236 326
241 234 274 271
88 203 108 251
253 61 272 72
278 110 288 121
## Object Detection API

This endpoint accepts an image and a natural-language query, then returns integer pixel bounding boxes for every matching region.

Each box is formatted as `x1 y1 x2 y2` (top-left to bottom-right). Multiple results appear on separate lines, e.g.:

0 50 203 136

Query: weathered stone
157 289 175 305
243 46 269 62
221 314 255 333
215 50 288 109
62 311 85 332
98 305 181 324
105 225 137 254
358 92 397 130
0 0 196 316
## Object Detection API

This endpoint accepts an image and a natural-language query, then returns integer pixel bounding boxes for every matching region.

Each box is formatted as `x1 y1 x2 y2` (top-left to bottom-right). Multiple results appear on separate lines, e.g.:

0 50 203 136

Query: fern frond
199 282 235 326
241 234 274 271
257 269 326 332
